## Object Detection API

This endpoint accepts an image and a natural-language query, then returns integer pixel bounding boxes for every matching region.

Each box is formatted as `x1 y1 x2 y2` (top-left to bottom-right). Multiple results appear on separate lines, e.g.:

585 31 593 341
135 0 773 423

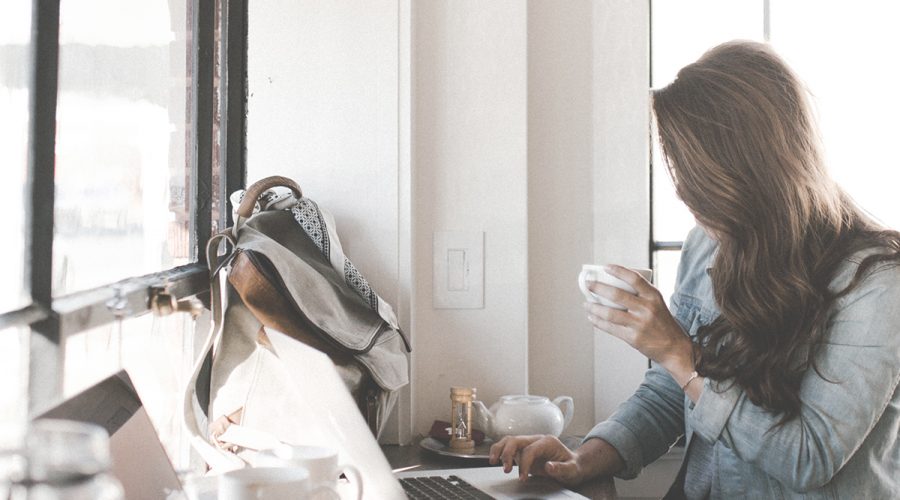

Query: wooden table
381 437 617 500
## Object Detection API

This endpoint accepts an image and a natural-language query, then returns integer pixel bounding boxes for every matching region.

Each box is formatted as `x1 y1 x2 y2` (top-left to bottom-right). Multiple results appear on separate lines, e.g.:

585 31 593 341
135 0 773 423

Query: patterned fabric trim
290 199 330 259
344 260 379 310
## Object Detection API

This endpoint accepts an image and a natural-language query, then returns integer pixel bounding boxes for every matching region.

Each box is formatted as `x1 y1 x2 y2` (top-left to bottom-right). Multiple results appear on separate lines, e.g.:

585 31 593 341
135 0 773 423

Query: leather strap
236 176 302 219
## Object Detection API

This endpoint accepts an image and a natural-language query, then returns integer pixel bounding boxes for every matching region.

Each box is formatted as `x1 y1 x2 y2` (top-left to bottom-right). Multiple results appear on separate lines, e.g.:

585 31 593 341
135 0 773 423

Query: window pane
54 1 192 296
653 250 682 307
652 139 695 242
0 3 31 313
0 327 29 434
651 0 764 87
64 313 199 470
650 0 764 242
770 1 900 230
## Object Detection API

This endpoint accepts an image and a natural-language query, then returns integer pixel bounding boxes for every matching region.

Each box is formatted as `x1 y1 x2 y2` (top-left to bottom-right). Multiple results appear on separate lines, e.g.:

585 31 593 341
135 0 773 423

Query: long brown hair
652 40 900 420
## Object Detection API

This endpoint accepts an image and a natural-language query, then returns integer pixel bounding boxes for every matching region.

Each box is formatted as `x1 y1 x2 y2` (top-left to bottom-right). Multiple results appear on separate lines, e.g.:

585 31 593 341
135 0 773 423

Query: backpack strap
182 231 245 472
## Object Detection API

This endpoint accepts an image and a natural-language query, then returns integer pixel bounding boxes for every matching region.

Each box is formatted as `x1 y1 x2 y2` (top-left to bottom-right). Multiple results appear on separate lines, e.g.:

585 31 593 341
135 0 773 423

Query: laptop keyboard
400 475 495 499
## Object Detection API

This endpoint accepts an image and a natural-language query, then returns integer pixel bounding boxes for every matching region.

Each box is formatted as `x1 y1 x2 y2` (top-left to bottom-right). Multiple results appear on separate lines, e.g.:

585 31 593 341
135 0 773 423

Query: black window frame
1 0 248 414
647 0 686 266
647 0 770 262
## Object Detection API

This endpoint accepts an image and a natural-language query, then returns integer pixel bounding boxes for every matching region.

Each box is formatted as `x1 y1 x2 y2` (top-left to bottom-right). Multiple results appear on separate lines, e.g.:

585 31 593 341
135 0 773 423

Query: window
650 0 899 299
0 2 31 317
768 0 900 231
0 0 247 470
54 1 193 296
650 0 764 301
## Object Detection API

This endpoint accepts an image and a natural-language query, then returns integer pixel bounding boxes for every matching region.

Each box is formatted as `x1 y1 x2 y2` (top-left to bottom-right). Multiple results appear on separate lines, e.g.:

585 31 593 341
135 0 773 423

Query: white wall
591 0 653 421
246 0 406 442
247 1 675 493
247 0 653 445
412 0 530 434
247 0 400 311
526 0 597 436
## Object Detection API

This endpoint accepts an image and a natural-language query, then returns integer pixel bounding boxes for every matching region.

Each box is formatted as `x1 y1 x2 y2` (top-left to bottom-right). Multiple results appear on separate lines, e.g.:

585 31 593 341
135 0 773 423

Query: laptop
35 370 184 500
260 328 587 499
32 332 585 499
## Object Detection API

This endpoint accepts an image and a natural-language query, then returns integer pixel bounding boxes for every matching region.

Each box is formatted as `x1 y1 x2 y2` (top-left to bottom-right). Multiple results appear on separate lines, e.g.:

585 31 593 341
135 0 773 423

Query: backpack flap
230 210 409 392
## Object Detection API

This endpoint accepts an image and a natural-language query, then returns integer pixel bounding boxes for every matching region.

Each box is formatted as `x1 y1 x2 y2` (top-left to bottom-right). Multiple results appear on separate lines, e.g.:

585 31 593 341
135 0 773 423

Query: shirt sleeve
687 263 900 492
583 361 686 478
583 225 715 479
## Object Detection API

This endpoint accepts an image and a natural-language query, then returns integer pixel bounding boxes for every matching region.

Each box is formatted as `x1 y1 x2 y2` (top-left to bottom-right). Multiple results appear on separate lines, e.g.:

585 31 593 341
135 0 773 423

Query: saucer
419 437 494 460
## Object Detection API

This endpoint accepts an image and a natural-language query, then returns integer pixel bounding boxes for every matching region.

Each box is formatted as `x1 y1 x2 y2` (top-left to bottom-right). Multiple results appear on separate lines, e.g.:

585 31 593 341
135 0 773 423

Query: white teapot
472 395 574 440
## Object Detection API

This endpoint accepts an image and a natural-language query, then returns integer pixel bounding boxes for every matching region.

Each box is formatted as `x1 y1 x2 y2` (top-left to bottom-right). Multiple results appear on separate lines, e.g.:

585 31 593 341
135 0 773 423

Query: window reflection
64 313 198 470
54 0 192 296
0 327 29 433
0 3 31 314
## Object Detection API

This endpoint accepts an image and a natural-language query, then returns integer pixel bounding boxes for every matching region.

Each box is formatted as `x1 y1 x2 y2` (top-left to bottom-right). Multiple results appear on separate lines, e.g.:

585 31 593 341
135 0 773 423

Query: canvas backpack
184 176 410 468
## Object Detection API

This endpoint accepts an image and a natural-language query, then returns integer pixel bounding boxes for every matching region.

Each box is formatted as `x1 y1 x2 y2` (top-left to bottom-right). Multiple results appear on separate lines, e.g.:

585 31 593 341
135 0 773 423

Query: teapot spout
471 400 492 437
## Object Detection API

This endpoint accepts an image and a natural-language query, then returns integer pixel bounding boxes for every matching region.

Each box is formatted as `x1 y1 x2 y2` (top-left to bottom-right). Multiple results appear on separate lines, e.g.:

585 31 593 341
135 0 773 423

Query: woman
490 40 900 498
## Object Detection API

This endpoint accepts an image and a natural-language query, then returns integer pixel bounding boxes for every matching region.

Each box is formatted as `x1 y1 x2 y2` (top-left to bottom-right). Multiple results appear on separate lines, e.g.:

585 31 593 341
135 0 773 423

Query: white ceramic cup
255 445 362 500
219 466 337 500
182 474 219 500
579 264 653 310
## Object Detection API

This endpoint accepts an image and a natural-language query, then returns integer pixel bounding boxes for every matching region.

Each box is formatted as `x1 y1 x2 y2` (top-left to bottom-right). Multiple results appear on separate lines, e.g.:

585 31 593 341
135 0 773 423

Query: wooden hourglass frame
449 387 475 452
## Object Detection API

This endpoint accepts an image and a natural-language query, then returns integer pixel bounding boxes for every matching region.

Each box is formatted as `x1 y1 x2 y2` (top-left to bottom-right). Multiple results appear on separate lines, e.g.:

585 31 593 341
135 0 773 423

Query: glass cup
1 419 124 500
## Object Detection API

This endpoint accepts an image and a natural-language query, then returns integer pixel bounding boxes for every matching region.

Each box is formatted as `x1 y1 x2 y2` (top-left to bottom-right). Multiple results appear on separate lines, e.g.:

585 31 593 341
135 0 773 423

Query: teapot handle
552 396 574 432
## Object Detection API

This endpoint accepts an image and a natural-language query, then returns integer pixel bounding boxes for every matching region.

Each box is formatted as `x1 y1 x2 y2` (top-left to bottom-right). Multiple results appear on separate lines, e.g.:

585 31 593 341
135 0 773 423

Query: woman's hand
488 435 587 485
488 435 625 487
585 265 693 374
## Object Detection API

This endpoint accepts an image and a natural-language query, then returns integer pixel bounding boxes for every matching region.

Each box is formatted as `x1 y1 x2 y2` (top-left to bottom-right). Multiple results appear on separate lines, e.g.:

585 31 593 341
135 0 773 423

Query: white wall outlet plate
433 231 484 309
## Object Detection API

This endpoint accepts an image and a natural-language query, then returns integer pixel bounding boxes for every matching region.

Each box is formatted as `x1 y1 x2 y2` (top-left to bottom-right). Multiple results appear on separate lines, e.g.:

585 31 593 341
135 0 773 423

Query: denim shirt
585 226 900 499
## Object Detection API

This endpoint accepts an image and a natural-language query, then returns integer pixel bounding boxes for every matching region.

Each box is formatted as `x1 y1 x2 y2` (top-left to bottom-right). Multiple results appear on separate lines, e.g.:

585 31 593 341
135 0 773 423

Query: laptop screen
35 371 183 500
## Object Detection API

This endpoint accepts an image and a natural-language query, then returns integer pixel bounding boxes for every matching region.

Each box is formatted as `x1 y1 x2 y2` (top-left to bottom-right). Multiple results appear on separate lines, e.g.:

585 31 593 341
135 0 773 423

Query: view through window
0 0 231 470
54 1 192 297
651 0 900 301
54 0 198 468
0 1 33 439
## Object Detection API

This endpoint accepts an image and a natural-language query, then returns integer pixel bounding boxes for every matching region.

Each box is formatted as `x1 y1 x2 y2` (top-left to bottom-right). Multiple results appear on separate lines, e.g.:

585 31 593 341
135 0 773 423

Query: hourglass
449 387 475 452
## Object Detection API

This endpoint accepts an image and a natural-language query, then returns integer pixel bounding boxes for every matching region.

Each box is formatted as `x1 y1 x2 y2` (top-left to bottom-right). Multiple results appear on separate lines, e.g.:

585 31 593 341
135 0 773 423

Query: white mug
182 473 219 500
255 445 363 500
579 264 653 310
219 466 337 500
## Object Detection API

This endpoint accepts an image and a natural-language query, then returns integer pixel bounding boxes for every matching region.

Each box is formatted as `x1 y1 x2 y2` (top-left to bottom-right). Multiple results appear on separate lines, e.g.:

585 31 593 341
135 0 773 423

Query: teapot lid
499 395 548 405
